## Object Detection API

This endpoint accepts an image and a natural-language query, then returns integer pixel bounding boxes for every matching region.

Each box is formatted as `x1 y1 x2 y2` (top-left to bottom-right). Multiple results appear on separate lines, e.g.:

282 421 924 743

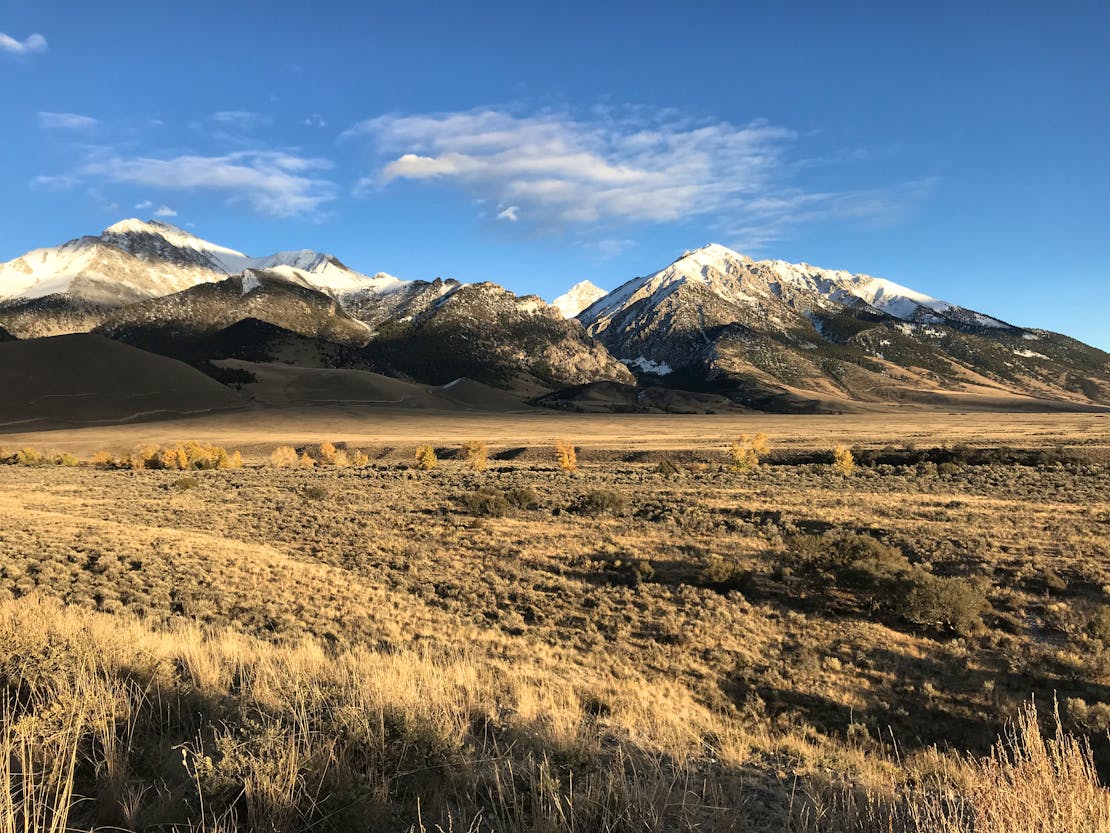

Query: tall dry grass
2 596 1108 833
796 701 1110 832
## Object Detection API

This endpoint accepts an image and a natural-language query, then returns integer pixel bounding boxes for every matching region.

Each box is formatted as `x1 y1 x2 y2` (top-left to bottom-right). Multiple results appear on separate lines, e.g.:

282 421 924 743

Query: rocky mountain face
578 244 1110 410
2 221 1106 409
0 220 633 395
361 282 634 394
95 269 374 353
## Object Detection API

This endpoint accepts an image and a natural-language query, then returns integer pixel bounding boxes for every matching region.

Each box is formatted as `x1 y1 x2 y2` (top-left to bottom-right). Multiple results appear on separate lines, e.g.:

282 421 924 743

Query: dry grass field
3 410 1110 831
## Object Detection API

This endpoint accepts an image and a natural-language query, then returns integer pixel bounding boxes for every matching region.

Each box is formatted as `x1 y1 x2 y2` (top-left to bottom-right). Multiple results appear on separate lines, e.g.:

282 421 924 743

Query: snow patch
1013 348 1048 360
623 356 673 375
240 273 261 295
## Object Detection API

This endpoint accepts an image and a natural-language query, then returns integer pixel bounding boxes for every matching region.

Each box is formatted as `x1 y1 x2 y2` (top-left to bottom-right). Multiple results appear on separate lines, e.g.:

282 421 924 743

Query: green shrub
655 459 681 477
604 558 655 587
697 556 750 592
505 485 541 510
899 569 989 634
577 489 629 515
1087 606 1110 643
785 532 909 588
462 487 509 517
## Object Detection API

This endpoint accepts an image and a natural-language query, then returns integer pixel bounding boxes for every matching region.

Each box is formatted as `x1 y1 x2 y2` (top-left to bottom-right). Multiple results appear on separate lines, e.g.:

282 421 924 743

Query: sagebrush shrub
578 489 628 515
462 486 509 517
698 556 749 592
302 485 329 500
655 458 681 477
899 569 988 634
1087 606 1110 643
505 485 541 510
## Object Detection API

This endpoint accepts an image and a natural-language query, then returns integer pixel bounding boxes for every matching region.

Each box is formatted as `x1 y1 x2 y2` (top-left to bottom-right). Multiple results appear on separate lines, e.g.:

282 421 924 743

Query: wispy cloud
496 205 519 222
723 179 937 251
153 205 177 217
134 200 154 210
211 110 272 130
38 111 98 130
594 238 636 259
346 106 930 247
40 150 335 218
0 32 47 55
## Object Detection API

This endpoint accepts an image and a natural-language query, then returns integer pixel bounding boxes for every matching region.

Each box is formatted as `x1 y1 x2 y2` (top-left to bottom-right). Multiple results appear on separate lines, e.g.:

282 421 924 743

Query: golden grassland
2 417 1110 831
1 408 1108 458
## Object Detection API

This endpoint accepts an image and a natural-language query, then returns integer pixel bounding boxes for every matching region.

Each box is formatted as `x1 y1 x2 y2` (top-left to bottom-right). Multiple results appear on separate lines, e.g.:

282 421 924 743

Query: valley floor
2 416 1110 831
2 406 1109 458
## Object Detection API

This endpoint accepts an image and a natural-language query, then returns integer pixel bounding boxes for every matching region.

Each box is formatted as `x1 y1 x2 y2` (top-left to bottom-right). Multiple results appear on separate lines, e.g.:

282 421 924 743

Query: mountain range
1 219 1107 415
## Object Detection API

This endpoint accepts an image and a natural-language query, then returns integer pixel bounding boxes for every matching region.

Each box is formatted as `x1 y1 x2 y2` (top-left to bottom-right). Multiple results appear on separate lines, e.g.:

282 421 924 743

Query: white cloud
0 32 47 55
134 200 153 210
303 114 326 128
496 205 519 222
153 205 177 217
346 109 794 227
38 111 98 130
69 150 335 218
346 107 930 246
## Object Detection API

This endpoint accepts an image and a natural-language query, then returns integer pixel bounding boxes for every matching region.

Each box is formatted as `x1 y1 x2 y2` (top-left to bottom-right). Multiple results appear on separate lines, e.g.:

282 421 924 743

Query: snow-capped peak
552 280 608 319
580 243 762 330
0 218 413 313
101 218 250 267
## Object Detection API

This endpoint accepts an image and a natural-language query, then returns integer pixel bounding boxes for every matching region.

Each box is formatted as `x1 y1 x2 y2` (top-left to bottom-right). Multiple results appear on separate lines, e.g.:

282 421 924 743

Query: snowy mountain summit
579 243 1009 334
551 280 607 319
1 225 1107 409
0 219 407 337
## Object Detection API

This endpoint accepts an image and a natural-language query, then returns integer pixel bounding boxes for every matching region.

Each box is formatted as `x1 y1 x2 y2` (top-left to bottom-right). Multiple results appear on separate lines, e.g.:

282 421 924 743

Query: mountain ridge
1 223 1106 411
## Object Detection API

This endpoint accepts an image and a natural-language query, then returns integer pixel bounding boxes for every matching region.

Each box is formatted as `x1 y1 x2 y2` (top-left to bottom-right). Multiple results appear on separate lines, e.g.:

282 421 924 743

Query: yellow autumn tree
555 440 577 472
832 445 856 476
729 433 769 472
462 440 489 471
270 446 299 467
415 445 438 470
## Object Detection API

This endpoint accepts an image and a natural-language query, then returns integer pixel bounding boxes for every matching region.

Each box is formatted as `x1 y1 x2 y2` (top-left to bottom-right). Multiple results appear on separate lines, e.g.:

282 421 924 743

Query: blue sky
1 0 1107 348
